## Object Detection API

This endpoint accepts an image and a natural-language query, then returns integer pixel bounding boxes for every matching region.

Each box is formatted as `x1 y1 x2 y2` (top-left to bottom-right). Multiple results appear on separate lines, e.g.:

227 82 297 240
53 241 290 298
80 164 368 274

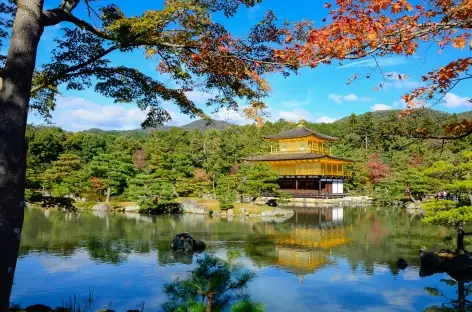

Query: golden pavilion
246 124 354 197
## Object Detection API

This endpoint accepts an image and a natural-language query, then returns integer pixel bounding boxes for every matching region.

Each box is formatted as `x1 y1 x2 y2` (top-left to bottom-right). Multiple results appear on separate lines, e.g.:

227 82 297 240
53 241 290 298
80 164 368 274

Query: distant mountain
79 119 233 135
66 109 472 134
180 119 233 131
334 108 472 124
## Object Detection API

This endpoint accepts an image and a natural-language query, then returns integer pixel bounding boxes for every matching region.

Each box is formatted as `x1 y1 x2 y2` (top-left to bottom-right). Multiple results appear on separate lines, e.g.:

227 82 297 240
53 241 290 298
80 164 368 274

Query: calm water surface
11 207 464 311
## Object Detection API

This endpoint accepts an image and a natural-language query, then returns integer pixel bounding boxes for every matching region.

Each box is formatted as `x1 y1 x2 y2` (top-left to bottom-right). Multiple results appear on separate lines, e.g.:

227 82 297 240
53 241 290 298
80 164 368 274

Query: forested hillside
26 109 472 205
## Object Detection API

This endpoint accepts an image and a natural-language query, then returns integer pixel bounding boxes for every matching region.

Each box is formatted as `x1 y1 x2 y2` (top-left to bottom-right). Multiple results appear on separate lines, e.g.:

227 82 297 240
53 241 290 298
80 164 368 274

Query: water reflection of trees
423 275 472 311
21 206 450 274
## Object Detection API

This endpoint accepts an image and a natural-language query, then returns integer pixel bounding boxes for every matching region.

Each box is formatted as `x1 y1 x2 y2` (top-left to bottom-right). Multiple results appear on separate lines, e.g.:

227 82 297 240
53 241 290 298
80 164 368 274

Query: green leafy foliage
126 173 176 203
23 109 472 210
215 175 238 209
235 163 280 202
230 300 265 312
423 201 472 226
86 152 135 196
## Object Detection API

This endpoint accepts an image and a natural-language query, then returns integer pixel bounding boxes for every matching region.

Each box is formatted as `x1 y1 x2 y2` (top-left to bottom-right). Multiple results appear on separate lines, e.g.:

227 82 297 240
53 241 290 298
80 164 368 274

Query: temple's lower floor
277 176 345 197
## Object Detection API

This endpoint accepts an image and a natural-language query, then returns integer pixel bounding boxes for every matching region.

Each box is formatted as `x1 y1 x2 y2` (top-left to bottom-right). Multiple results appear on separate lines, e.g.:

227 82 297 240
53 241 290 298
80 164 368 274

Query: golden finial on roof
297 120 306 127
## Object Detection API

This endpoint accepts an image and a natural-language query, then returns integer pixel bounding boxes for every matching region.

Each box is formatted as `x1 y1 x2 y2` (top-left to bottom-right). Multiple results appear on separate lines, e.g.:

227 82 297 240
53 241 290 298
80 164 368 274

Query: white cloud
184 90 215 104
276 108 337 123
329 93 372 104
328 94 342 104
443 92 472 108
28 95 338 131
35 96 149 131
338 57 407 69
315 116 338 123
370 104 392 111
211 107 253 125
278 109 311 122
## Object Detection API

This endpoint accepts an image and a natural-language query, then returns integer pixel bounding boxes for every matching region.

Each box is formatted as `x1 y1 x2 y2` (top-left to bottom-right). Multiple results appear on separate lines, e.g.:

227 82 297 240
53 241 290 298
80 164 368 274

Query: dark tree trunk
457 223 466 254
457 281 466 310
0 0 44 309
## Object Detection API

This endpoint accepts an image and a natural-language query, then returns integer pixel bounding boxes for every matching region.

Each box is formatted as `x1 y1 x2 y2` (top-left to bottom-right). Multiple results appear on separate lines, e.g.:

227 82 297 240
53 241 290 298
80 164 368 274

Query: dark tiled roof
264 126 338 141
244 153 354 162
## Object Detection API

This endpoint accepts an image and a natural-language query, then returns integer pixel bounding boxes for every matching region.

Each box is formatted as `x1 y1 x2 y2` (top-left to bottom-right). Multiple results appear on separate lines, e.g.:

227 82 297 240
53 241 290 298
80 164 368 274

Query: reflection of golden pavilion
270 225 350 278
276 226 350 249
275 247 330 276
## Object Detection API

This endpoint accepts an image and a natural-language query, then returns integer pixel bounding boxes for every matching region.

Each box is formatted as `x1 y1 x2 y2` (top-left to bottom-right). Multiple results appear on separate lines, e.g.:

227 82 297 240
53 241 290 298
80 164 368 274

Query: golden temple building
246 124 354 197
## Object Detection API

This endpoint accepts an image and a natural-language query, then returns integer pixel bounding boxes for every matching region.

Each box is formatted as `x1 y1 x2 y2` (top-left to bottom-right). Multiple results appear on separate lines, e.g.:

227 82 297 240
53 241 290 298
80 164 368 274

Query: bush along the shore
137 199 182 215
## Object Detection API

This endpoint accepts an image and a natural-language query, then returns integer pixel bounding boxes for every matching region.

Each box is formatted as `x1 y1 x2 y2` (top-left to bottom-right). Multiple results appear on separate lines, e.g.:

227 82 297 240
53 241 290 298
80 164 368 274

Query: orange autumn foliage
276 0 472 138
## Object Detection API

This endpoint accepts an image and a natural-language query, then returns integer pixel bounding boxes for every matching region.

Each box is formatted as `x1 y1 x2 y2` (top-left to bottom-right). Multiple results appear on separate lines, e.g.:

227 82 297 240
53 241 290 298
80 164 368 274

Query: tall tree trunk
457 223 465 254
206 294 213 312
106 186 111 203
0 1 44 310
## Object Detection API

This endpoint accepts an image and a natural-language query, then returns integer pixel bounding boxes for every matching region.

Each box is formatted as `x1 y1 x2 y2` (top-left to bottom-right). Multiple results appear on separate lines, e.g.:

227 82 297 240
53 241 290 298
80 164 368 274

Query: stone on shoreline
124 204 140 212
181 200 208 215
260 208 294 218
92 203 110 212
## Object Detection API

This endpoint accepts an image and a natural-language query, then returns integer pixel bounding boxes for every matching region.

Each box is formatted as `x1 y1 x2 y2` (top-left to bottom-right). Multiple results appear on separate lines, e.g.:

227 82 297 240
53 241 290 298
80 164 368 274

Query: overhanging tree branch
41 7 113 41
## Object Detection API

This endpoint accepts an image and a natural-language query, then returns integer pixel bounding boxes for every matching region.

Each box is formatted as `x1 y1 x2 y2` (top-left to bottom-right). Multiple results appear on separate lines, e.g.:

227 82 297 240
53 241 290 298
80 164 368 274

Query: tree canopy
277 0 472 139
1 0 290 127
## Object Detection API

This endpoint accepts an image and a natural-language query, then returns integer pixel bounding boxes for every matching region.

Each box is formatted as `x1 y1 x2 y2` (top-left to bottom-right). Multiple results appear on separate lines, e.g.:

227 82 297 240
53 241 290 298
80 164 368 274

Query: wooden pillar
295 179 298 190
318 179 321 194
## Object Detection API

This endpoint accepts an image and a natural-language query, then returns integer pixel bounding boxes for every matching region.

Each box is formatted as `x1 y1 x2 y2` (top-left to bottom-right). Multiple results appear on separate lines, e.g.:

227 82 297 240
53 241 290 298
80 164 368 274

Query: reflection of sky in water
11 207 462 311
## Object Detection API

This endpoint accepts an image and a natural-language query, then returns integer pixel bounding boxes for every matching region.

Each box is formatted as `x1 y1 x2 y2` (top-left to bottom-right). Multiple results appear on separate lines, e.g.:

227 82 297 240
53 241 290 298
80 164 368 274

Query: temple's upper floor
264 126 338 155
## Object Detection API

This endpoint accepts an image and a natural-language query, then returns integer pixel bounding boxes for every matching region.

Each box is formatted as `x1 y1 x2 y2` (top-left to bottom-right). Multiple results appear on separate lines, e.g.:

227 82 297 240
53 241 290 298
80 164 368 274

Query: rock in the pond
212 210 220 217
419 247 472 277
227 208 234 216
181 200 208 214
170 232 206 252
260 208 294 218
92 203 110 212
396 258 408 270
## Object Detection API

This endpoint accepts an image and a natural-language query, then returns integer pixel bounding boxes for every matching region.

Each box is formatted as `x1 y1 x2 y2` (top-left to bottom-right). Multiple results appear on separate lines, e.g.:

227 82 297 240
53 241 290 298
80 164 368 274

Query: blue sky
28 0 472 131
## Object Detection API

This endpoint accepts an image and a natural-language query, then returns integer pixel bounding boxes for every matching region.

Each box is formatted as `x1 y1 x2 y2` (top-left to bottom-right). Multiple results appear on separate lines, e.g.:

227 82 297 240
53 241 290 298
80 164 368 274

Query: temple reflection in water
253 206 350 282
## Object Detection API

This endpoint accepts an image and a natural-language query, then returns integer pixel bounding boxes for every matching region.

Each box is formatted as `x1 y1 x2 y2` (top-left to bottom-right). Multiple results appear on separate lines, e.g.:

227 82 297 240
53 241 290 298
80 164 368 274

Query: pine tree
87 153 135 202
162 255 258 312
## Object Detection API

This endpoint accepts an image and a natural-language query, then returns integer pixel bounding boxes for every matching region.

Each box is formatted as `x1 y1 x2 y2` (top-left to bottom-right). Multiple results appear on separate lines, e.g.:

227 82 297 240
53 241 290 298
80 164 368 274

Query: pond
10 206 466 311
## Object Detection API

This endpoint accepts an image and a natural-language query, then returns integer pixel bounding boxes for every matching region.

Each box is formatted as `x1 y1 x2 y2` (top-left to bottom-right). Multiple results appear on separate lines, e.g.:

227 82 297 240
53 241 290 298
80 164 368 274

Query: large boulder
181 200 208 215
92 203 110 212
170 233 206 252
